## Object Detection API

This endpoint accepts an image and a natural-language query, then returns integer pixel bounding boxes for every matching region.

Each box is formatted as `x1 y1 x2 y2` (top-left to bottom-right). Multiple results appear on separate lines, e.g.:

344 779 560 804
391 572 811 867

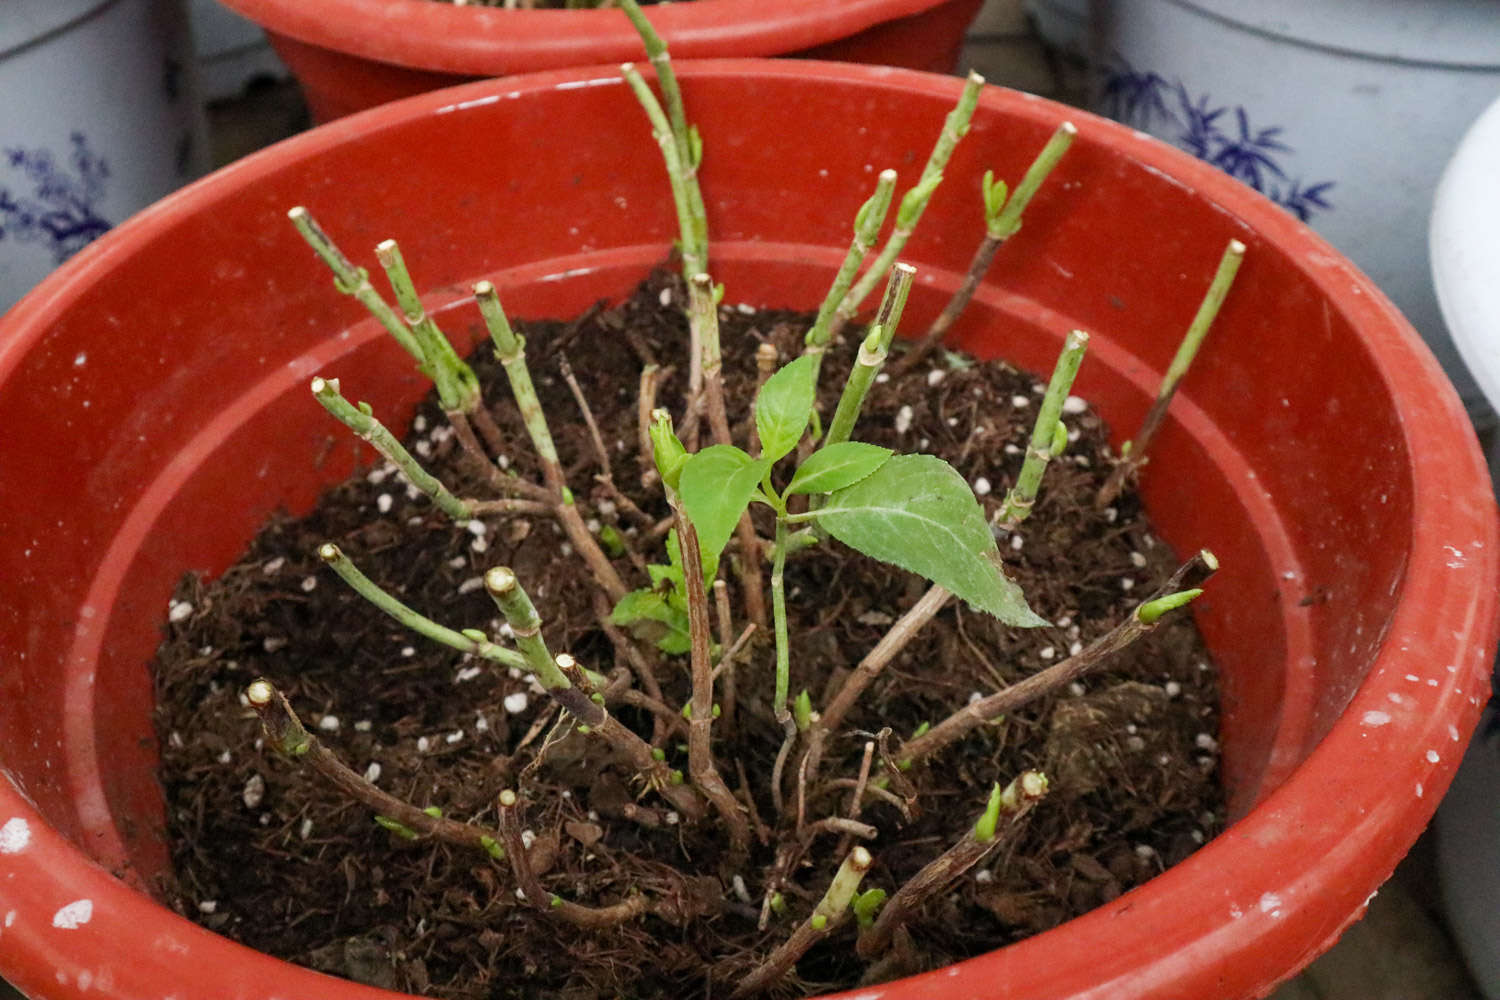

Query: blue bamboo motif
1101 60 1335 222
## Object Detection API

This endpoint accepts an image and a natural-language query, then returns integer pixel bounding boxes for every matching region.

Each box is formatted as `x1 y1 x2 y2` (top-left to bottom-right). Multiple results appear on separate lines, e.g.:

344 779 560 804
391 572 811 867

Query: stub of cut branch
310 376 471 522
732 846 874 997
1098 238 1246 507
857 771 1047 958
671 505 752 855
828 72 984 341
287 206 422 361
318 542 526 671
498 788 651 929
246 678 505 858
485 568 705 821
894 120 1077 376
899 549 1217 767
998 328 1089 528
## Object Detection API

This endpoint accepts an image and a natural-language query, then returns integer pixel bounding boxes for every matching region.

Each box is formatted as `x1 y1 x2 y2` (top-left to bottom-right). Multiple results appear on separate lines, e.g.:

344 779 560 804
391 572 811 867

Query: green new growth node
479 835 505 860
852 888 887 929
375 815 419 841
1135 588 1204 625
974 783 1003 843
793 690 814 732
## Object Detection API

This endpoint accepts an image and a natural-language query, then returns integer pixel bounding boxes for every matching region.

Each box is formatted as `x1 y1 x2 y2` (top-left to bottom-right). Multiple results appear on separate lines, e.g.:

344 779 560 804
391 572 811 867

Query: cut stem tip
246 679 275 706
485 566 518 595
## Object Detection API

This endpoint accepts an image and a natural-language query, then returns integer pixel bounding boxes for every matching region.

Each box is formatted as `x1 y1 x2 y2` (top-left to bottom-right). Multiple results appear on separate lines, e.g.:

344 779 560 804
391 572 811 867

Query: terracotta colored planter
213 0 984 121
0 59 1494 1000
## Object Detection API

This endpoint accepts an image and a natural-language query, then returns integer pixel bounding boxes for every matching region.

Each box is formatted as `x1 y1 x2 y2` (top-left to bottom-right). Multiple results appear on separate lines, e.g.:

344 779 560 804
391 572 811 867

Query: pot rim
0 59 1495 1000
211 0 959 76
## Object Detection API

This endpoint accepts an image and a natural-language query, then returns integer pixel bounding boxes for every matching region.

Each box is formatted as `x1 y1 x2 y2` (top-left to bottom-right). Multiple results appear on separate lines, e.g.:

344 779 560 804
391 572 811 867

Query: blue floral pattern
0 132 113 265
1101 61 1335 222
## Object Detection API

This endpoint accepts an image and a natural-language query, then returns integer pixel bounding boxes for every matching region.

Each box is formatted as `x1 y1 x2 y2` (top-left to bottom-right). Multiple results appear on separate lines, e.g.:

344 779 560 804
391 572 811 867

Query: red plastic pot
0 59 1495 1000
216 0 984 121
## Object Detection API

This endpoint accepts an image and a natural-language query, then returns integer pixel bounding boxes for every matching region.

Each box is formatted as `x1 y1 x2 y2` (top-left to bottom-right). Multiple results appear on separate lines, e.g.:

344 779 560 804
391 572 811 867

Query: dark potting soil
153 268 1225 999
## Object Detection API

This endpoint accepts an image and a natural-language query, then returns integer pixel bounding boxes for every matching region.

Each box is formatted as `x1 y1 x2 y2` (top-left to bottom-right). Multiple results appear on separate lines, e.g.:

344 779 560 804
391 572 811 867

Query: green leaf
609 589 691 655
787 442 893 497
755 354 818 462
814 454 1046 627
680 445 770 564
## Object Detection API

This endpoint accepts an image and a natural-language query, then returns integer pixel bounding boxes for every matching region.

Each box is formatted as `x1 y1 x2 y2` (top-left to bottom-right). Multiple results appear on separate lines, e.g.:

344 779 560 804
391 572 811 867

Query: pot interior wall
0 67 1409 897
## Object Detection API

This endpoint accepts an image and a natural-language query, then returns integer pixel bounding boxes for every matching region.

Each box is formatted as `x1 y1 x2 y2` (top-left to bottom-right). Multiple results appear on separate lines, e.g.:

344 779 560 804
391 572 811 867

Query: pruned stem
286 206 422 361
485 568 704 820
476 281 628 601
997 329 1089 528
803 169 898 361
824 264 916 448
670 505 751 855
894 120 1078 376
375 238 481 415
498 789 650 928
1099 238 1246 506
898 550 1218 766
857 772 1048 958
732 846 874 997
246 678 505 858
827 72 984 342
475 281 563 493
691 272 733 446
310 377 471 522
638 363 664 489
618 2 704 275
819 583 951 736
318 542 526 671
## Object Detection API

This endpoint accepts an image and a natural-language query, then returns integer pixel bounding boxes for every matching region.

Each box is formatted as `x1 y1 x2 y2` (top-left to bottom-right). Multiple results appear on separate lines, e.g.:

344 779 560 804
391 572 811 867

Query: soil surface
154 268 1225 999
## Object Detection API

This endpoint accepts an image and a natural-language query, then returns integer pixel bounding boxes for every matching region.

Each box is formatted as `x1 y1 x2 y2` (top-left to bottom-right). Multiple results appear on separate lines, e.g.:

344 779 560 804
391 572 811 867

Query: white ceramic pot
0 0 207 313
1093 0 1500 426
1431 90 1500 1000
188 0 286 102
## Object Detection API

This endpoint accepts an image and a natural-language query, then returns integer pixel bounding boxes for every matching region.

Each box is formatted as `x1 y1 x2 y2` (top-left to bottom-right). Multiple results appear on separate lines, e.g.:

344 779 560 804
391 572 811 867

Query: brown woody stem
898 551 1217 766
857 772 1047 958
246 679 504 857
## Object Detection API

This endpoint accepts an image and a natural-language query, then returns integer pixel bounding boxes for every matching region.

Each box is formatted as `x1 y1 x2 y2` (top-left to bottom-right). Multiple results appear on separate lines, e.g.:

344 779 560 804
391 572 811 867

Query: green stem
824 264 916 448
286 207 423 362
485 569 705 819
310 376 471 521
829 72 984 339
482 567 573 691
473 281 563 490
803 168 898 361
618 0 702 257
894 121 1076 375
620 62 707 278
374 239 481 414
997 329 1089 527
317 542 525 670
771 516 791 722
1098 239 1245 506
989 121 1077 240
731 847 874 998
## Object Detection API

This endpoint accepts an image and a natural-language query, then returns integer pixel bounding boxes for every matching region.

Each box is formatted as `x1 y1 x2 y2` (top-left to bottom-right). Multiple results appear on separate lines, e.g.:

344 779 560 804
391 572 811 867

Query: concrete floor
0 1 1484 998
